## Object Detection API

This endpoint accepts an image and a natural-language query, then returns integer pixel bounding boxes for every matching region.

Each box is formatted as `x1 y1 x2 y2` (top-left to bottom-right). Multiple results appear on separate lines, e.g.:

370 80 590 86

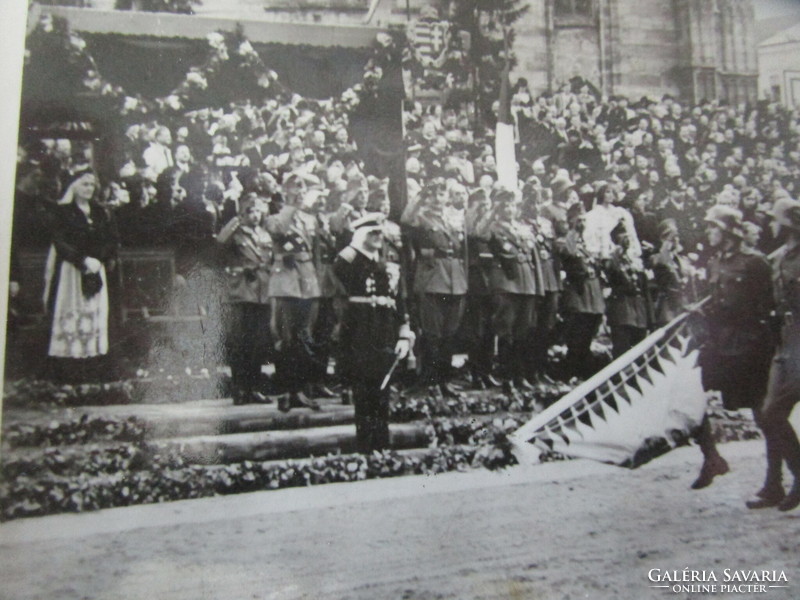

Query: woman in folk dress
44 167 119 381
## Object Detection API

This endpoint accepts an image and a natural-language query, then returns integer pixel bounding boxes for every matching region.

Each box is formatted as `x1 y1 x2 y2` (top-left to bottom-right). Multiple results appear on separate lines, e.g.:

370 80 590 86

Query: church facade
512 0 758 103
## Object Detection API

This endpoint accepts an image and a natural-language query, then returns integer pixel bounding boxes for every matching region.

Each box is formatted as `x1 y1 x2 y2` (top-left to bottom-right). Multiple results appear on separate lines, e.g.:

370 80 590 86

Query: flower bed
2 376 222 408
390 385 569 422
3 415 147 448
0 444 516 521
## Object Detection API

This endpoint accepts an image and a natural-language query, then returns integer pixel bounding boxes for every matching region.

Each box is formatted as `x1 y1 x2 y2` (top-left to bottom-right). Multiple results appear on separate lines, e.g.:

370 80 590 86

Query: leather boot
778 480 800 512
690 454 730 490
746 484 786 509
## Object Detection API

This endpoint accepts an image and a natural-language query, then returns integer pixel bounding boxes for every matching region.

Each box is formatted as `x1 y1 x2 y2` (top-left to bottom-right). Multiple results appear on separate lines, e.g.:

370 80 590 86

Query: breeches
418 293 465 340
492 293 536 341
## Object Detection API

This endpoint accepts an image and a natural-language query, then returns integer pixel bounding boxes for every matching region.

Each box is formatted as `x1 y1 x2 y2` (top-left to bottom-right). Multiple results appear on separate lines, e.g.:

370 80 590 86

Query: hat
550 169 574 194
352 212 385 233
704 205 744 238
66 164 94 187
238 193 265 215
283 170 321 189
771 197 800 231
491 185 516 204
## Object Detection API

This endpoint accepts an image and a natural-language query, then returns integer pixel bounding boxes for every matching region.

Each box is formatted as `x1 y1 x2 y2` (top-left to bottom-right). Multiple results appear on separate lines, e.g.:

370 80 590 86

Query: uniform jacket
220 224 273 304
650 249 690 326
333 247 406 382
487 220 543 295
466 208 493 296
705 247 773 357
411 209 468 295
605 248 649 328
771 242 800 362
314 215 346 299
264 205 321 299
529 216 562 293
559 230 606 315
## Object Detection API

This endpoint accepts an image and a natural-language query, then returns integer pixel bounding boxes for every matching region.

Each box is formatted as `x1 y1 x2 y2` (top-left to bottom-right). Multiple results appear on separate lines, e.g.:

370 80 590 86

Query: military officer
604 220 650 357
746 197 800 510
649 218 693 327
559 203 606 380
334 213 412 453
463 188 498 389
521 180 562 384
404 179 468 397
216 193 273 405
265 173 325 412
310 196 344 398
484 188 543 394
693 205 774 490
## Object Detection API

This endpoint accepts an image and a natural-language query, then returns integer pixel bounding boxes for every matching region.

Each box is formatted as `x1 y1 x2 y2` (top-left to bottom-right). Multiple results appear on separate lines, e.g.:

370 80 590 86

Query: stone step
79 397 355 439
148 423 431 464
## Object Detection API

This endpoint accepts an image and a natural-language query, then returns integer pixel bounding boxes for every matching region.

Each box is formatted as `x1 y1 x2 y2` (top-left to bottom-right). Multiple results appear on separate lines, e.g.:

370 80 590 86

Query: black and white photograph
1 0 800 598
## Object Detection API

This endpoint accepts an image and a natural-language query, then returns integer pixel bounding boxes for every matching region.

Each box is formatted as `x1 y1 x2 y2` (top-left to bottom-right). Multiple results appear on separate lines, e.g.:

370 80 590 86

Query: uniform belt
433 249 458 258
349 296 396 308
282 252 312 262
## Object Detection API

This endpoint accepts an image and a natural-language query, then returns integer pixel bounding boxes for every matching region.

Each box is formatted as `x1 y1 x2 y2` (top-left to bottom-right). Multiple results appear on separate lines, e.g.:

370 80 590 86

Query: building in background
513 0 757 103
36 0 759 103
758 23 800 107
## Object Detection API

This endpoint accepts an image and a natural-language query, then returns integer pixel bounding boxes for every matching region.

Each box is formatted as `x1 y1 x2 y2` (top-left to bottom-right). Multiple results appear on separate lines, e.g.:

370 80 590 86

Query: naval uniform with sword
333 213 412 454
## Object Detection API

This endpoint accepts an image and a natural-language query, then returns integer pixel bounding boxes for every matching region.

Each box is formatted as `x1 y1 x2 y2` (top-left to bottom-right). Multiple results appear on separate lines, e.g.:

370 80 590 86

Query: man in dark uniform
693 205 774 490
406 179 468 397
310 195 343 399
463 188 498 389
484 188 543 394
604 220 650 357
265 173 325 412
216 195 273 405
334 214 412 453
522 181 562 383
649 218 693 327
559 203 606 380
746 197 800 510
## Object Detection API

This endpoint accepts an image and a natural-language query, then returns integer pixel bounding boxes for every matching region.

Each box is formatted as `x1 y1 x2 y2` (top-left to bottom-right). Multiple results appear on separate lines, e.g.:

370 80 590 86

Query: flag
408 18 450 65
495 56 517 189
510 312 708 468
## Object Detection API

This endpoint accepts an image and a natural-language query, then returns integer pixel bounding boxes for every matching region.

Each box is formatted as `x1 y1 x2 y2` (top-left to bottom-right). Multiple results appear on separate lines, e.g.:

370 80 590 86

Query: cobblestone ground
1 440 800 600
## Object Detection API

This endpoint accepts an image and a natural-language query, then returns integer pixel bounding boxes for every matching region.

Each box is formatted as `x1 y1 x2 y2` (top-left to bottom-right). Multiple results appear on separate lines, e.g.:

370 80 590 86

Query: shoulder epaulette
338 246 358 263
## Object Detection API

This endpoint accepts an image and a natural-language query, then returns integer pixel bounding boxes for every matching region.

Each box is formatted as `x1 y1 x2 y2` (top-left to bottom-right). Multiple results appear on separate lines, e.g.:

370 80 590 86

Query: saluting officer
693 205 774 490
463 188 498 389
404 179 468 397
604 220 650 357
746 197 800 511
484 187 543 394
521 179 562 384
649 218 693 326
216 193 273 405
334 213 412 454
310 196 343 399
265 172 325 412
559 202 606 380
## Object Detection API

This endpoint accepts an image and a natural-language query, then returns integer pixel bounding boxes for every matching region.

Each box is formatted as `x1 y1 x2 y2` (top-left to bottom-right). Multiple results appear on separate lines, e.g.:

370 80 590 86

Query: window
555 0 593 18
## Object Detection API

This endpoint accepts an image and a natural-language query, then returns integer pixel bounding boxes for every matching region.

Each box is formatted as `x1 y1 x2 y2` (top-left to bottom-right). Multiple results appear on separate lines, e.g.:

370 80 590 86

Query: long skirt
46 254 109 359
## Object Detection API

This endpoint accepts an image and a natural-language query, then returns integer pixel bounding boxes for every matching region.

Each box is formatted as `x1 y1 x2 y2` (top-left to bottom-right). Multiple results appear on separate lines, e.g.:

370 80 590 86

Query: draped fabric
511 312 708 468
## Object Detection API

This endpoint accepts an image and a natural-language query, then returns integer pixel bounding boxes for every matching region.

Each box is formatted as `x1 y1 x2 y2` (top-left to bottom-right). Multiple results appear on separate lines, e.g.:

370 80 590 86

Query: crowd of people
12 49 800 455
